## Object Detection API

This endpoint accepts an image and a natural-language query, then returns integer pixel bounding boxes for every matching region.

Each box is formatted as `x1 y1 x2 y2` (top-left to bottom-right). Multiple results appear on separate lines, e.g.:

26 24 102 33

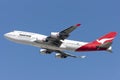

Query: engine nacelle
40 49 51 54
55 53 67 58
50 32 60 39
51 32 69 40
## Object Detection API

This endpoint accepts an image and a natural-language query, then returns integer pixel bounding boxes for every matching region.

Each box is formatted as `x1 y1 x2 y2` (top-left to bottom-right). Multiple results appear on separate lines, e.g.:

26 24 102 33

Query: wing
55 50 86 58
39 49 86 59
59 24 81 40
45 24 81 46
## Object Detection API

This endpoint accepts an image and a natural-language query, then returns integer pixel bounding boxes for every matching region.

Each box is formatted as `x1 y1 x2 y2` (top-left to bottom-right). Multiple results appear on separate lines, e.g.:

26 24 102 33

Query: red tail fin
95 32 117 44
76 32 117 52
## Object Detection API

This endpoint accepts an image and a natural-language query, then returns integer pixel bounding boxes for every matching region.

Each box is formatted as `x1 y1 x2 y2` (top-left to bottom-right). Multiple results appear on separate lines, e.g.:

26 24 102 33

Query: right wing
39 49 86 59
55 50 86 59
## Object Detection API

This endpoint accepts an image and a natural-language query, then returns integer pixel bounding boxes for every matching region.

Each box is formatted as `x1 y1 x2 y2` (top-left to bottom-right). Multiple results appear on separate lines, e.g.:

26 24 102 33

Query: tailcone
107 46 112 53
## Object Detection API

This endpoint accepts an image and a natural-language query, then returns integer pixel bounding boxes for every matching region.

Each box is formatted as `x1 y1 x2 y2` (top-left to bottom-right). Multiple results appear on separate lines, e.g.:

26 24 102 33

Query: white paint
4 30 87 51
96 38 114 44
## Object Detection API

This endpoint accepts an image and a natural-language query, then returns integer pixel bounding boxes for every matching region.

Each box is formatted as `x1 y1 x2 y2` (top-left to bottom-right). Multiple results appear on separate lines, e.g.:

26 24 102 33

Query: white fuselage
4 30 88 51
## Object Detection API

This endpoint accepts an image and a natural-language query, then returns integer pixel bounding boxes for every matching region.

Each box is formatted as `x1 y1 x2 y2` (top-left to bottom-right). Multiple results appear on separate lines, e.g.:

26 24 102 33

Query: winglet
75 24 81 27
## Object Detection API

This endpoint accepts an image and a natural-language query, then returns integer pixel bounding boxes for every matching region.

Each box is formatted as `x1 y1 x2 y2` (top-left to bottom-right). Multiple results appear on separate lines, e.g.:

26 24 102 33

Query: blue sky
0 0 120 80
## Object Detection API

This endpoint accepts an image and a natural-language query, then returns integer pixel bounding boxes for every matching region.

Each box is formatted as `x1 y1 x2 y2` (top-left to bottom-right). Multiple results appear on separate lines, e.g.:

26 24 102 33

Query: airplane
4 24 117 59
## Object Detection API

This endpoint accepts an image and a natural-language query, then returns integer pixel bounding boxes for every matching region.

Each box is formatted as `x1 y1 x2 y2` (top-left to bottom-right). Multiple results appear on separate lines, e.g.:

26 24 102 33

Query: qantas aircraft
4 24 117 58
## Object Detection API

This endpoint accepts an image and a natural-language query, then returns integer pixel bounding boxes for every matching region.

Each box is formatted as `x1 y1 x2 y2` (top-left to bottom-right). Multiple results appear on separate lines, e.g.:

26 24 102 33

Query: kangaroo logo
96 38 114 44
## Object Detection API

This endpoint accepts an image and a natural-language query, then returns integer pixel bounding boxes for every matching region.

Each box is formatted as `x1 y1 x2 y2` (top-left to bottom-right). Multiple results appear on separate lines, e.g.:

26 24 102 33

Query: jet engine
50 32 69 40
40 49 52 54
55 53 67 58
50 32 59 39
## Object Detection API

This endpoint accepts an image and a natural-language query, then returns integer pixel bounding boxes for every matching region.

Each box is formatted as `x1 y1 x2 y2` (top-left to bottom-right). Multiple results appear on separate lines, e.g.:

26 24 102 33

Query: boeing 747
4 24 117 58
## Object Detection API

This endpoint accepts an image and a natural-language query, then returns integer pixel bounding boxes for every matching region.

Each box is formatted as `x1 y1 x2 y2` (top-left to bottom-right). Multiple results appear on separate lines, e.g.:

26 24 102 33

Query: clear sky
0 0 120 80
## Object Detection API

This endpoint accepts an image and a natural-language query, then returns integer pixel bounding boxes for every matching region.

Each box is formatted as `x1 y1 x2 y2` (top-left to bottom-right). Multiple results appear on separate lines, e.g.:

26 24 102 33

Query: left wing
45 24 81 46
59 24 81 40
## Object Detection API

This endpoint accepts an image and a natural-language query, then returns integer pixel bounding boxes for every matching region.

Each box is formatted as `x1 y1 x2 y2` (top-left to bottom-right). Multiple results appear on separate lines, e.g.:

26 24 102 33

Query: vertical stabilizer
95 32 117 44
76 32 117 52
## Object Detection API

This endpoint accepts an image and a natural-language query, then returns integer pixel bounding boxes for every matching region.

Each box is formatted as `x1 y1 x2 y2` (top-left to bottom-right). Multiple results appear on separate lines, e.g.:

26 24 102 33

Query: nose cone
4 32 13 39
4 31 19 43
4 33 9 38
